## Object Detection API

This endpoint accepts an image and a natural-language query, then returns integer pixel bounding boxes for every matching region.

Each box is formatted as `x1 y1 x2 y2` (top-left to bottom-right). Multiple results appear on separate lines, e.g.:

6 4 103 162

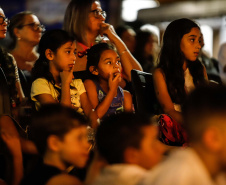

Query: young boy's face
135 125 166 170
58 126 90 168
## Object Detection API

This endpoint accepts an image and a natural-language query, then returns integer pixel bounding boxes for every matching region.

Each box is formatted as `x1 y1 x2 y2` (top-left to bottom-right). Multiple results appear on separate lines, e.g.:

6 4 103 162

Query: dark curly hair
157 18 207 105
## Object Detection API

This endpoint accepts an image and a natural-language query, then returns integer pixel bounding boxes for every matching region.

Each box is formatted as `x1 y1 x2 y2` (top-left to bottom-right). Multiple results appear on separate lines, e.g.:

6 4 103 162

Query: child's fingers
113 73 121 82
109 73 113 81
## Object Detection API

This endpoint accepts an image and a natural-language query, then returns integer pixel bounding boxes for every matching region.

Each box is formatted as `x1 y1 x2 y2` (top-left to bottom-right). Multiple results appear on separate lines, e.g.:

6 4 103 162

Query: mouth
0 30 7 33
68 64 75 69
194 52 199 56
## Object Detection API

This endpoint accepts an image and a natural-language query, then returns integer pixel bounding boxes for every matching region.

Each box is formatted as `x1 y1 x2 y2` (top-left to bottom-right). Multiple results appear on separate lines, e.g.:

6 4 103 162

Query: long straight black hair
158 18 206 104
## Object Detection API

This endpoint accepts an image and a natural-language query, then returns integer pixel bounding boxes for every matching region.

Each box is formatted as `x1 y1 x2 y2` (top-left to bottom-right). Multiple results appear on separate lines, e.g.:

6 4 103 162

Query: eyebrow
188 35 197 37
64 47 72 50
104 58 112 61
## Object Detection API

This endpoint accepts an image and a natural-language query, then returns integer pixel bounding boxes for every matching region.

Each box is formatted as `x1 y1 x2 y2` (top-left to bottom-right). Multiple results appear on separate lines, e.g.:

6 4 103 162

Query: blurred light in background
201 25 213 57
122 0 159 22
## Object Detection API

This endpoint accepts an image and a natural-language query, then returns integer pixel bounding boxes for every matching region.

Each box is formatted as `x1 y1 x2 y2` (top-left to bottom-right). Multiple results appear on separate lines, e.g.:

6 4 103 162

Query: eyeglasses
0 16 10 25
18 23 46 32
90 10 107 19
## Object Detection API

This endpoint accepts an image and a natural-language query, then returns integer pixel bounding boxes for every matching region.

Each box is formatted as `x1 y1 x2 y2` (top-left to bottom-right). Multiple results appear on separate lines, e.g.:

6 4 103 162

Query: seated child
84 43 133 121
31 29 98 128
89 112 166 185
140 86 226 185
20 104 90 185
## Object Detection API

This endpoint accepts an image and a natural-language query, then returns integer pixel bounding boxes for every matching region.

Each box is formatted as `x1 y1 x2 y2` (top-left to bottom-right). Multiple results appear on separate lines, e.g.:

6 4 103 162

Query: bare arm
123 90 133 112
99 23 143 81
153 69 183 124
80 92 99 129
60 70 74 107
84 73 120 119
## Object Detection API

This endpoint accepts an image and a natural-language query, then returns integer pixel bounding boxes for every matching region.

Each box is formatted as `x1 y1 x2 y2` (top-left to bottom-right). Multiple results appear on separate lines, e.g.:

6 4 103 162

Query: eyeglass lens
0 16 9 25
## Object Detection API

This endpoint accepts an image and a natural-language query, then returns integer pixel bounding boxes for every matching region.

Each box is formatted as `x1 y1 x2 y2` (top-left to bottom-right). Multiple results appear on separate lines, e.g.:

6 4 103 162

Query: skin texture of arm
80 92 99 129
153 68 183 124
123 90 133 112
84 73 121 119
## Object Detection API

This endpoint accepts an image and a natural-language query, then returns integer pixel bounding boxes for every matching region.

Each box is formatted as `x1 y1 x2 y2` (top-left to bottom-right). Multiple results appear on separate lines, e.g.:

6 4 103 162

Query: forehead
64 126 87 139
60 41 76 49
91 1 102 10
0 8 5 17
100 49 118 59
184 27 201 37
23 14 40 24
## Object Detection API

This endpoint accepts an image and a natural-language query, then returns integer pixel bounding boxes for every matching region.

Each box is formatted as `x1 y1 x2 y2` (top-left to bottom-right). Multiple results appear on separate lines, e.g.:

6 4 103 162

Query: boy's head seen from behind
183 86 226 172
96 113 165 169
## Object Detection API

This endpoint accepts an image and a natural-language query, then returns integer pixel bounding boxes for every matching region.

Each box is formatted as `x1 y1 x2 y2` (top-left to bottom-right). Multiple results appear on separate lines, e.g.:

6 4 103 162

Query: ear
123 147 139 164
203 127 222 152
89 66 99 75
45 49 54 61
13 28 21 39
47 135 62 152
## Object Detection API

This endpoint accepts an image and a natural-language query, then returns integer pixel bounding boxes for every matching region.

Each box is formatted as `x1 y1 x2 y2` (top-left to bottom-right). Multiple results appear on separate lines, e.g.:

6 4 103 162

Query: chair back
131 69 160 115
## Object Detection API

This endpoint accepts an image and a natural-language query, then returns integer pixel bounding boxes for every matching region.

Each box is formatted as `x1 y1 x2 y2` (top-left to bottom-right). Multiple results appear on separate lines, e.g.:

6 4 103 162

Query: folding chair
131 69 160 115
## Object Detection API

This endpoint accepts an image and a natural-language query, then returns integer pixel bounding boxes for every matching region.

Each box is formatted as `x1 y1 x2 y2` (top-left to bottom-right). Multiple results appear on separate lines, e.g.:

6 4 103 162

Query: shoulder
32 78 50 87
84 79 97 88
153 68 165 82
123 90 131 97
46 174 82 185
153 68 164 76
72 78 83 85
33 78 48 84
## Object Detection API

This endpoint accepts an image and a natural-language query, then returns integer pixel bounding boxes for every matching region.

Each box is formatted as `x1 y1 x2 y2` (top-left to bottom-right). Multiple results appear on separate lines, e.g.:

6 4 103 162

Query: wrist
119 49 128 56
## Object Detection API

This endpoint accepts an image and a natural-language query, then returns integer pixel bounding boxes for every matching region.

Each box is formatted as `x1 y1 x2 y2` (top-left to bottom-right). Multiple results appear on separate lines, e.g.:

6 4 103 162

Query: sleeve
73 79 86 95
30 78 52 101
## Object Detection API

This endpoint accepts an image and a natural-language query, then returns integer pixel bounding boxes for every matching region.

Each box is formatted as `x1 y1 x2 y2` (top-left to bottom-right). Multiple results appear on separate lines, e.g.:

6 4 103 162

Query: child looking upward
84 43 133 120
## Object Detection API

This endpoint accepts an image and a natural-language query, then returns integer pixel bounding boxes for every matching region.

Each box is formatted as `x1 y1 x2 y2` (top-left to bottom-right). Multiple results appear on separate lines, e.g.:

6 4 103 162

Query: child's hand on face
60 67 74 85
108 72 121 92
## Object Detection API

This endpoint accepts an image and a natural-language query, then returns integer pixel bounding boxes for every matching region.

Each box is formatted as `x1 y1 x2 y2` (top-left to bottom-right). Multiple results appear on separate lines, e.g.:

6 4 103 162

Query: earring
17 37 21 41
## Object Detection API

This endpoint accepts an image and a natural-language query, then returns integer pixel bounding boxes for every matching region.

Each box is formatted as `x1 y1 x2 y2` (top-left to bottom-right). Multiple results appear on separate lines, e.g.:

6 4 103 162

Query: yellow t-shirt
31 78 86 113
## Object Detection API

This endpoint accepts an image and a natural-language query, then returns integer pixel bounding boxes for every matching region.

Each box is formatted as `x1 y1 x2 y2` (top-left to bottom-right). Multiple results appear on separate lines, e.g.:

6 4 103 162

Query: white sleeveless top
174 68 195 112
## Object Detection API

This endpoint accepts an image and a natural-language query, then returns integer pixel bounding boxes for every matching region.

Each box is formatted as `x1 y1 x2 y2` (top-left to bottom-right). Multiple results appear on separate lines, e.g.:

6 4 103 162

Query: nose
114 62 120 69
2 21 7 27
72 53 76 62
99 14 106 21
196 41 202 50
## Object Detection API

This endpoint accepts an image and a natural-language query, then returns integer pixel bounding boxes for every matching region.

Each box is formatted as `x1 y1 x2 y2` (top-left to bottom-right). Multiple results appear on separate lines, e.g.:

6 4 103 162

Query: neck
86 31 98 47
192 144 221 180
183 61 187 71
13 41 37 56
43 152 66 171
98 78 109 92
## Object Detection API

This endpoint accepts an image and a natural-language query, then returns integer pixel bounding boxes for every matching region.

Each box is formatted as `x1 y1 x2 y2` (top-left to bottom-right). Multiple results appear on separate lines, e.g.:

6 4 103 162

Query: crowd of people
1 0 226 185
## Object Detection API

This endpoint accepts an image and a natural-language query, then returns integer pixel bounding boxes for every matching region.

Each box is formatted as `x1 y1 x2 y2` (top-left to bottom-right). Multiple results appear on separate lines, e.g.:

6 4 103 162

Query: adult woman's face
87 1 106 34
16 14 42 45
0 8 8 39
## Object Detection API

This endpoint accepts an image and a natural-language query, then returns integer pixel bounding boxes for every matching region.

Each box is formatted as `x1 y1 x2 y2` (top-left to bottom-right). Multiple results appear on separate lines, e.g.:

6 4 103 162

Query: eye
106 61 111 64
66 50 71 54
116 60 121 65
190 39 195 42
